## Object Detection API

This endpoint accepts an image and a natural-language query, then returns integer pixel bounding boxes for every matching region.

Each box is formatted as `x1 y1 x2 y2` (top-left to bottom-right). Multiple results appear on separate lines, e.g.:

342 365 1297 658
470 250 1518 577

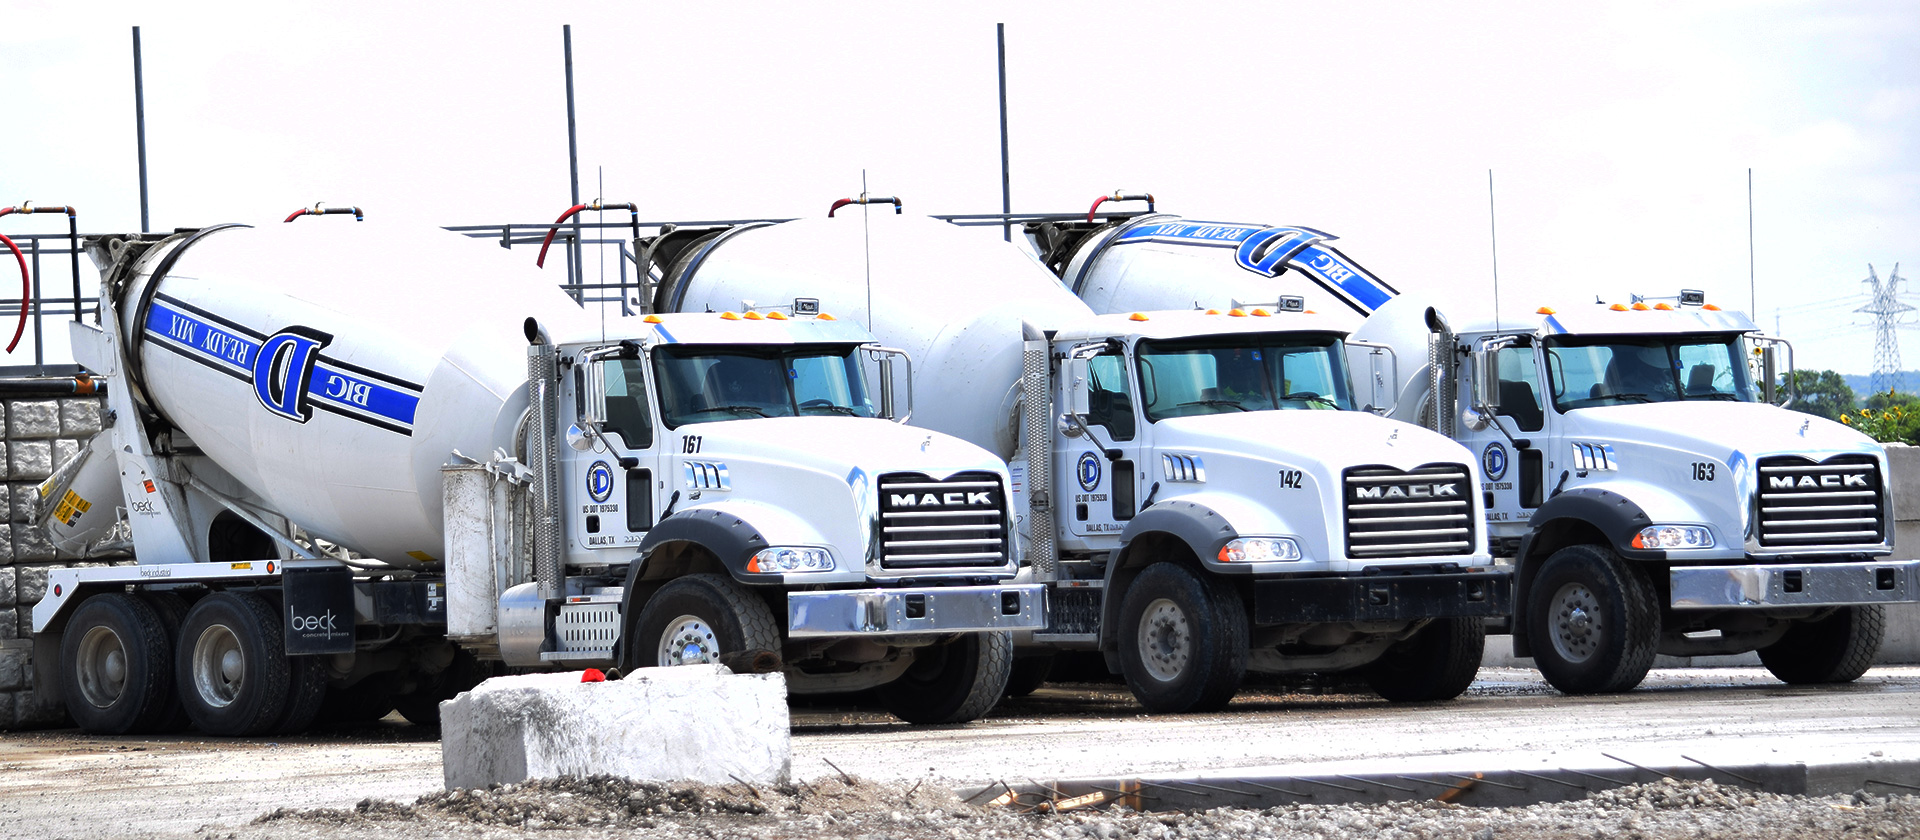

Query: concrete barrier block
6 402 57 440
440 666 790 791
57 400 102 438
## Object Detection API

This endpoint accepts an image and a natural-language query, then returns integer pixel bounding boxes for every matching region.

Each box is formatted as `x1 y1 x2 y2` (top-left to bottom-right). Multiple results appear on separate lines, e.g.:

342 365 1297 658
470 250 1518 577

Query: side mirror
1472 343 1501 415
1063 356 1092 417
580 362 609 427
878 355 897 420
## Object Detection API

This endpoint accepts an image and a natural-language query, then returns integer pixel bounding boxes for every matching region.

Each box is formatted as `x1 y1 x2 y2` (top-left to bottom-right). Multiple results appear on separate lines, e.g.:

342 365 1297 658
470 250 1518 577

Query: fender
632 508 775 584
1098 500 1240 654
1511 487 1657 657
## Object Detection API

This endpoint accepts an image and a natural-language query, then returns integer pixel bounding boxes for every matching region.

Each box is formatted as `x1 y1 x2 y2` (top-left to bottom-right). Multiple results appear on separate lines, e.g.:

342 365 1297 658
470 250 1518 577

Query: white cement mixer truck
1026 202 1912 694
1351 295 1912 694
637 211 1508 713
28 220 1042 735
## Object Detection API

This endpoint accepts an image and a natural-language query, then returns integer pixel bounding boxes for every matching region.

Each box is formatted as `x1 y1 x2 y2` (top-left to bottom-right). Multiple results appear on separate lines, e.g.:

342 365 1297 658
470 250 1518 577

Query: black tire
631 574 781 669
175 592 292 736
1117 562 1248 713
139 591 194 733
271 656 329 734
876 632 1013 724
1758 605 1885 685
59 593 174 735
314 675 398 726
394 648 498 728
1525 544 1659 695
1362 617 1487 702
1004 653 1056 697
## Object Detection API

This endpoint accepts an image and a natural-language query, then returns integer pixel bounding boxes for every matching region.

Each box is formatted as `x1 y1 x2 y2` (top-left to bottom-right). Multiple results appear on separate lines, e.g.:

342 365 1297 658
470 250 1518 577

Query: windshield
1136 333 1355 421
652 344 876 428
1544 333 1757 411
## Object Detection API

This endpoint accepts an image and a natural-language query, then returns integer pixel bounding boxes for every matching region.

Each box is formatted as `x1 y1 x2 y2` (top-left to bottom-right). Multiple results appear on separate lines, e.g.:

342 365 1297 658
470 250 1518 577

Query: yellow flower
1842 415 1853 424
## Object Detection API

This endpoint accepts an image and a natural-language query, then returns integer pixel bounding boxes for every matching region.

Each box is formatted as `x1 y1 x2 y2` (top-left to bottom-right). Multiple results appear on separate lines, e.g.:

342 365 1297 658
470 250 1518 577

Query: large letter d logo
253 328 331 422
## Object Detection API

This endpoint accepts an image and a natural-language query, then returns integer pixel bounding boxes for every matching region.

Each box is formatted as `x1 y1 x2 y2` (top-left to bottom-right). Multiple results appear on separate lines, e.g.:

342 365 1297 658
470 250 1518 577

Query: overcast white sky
3 1 1915 376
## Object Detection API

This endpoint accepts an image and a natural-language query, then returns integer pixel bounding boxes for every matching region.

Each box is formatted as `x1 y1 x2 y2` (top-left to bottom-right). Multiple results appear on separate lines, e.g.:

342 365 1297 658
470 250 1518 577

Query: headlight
1217 538 1304 563
748 547 836 573
1631 525 1715 550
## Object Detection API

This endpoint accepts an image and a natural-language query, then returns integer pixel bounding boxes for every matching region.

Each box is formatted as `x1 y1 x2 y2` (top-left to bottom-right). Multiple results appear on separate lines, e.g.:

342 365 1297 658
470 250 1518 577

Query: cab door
1060 349 1146 542
1461 337 1549 547
561 356 664 565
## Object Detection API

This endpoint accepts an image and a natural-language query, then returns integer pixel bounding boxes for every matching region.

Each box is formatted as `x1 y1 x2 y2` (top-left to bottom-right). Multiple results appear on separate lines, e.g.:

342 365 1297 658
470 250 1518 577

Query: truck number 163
1691 462 1715 481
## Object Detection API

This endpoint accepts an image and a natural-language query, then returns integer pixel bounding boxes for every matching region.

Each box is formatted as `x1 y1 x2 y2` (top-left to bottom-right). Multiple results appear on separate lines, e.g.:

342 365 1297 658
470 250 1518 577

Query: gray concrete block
6 401 59 440
8 441 50 481
440 666 790 791
0 692 14 731
0 647 24 691
0 524 14 564
13 608 25 642
6 484 29 525
14 528 54 563
52 439 79 470
1887 444 1920 523
13 687 66 729
17 567 45 603
57 399 102 438
0 608 16 641
0 566 13 605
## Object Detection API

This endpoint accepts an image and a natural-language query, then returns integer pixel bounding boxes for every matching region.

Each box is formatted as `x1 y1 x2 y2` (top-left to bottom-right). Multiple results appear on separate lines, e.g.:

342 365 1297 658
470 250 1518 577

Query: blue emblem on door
1482 442 1508 482
587 461 615 502
1076 451 1102 492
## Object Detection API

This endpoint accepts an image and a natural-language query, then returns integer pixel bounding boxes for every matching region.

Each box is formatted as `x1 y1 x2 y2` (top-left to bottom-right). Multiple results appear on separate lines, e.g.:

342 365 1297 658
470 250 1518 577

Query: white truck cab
1355 294 1911 693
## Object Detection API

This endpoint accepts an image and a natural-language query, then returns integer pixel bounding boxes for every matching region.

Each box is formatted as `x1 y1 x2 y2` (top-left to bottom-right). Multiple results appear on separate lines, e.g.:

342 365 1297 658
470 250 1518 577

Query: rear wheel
1004 653 1055 697
176 592 291 736
1117 562 1247 713
1362 617 1487 702
59 593 173 735
138 591 194 733
1525 545 1659 695
394 648 498 728
1758 605 1885 685
876 632 1013 724
631 574 781 669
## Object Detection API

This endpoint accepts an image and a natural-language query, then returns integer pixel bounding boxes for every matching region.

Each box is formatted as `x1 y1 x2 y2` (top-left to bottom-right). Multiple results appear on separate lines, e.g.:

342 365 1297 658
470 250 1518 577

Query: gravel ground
221 775 1920 840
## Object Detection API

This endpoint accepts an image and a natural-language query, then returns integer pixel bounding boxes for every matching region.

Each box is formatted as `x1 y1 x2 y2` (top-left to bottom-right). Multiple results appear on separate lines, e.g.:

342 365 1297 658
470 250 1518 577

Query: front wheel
631 574 781 670
1362 617 1487 703
1758 605 1885 685
60 593 174 734
1525 545 1659 695
876 632 1013 724
1117 562 1247 713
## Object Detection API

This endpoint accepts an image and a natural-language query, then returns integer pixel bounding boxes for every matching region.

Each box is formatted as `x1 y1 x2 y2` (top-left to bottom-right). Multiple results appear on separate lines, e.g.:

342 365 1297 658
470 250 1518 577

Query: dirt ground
5 666 1920 839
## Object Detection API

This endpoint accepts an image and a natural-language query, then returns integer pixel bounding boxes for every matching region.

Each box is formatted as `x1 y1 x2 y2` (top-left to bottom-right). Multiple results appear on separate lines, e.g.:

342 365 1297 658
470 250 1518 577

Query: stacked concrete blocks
441 666 791 791
0 394 121 728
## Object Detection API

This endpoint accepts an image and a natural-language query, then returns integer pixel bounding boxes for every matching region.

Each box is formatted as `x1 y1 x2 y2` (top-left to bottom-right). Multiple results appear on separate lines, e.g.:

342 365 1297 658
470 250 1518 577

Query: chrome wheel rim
658 615 721 666
75 625 129 709
191 623 246 709
1137 598 1191 682
1548 582 1602 664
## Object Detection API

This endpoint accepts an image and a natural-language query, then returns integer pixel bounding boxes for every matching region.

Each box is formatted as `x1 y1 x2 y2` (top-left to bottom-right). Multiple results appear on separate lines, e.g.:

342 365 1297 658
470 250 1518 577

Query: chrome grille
1757 455 1885 547
877 471 1009 570
1343 463 1475 558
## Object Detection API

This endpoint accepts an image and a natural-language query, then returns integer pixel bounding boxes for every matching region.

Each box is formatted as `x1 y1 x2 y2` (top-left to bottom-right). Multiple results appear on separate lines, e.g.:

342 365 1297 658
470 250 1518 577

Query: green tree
1782 370 1856 422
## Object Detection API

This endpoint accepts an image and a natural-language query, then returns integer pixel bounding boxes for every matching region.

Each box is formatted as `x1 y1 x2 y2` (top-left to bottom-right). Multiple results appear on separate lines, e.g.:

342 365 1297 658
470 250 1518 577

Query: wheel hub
1137 598 1191 683
658 615 721 666
75 625 129 709
192 623 246 709
1549 582 1603 664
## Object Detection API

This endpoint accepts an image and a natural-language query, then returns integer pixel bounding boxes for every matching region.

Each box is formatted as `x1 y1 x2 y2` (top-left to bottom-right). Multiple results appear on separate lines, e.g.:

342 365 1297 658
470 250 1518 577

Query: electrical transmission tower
1857 263 1912 394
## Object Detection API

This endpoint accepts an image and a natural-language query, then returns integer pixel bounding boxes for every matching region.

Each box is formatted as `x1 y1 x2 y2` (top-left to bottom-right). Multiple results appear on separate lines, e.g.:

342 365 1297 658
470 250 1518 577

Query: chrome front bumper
787 584 1046 638
1670 560 1920 609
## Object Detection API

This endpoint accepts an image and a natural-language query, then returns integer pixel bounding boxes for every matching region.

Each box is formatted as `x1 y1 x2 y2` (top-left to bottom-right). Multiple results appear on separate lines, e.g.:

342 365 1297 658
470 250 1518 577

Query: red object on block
580 669 606 683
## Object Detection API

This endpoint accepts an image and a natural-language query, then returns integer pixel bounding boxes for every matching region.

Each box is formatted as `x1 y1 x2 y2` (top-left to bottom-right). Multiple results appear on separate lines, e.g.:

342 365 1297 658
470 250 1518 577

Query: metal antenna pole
564 25 583 300
1488 169 1500 333
133 26 150 233
1748 168 1755 319
997 23 1012 242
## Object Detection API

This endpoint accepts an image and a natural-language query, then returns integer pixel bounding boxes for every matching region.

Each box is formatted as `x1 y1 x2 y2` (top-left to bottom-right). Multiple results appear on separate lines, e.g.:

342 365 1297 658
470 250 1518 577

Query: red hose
1 232 29 353
536 204 589 268
1086 192 1156 222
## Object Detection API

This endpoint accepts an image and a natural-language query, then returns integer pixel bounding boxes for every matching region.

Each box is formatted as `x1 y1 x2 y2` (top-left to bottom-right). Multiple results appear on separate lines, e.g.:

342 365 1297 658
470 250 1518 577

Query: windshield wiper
1689 392 1740 401
1607 393 1655 403
703 404 770 417
802 405 857 415
1178 399 1250 411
